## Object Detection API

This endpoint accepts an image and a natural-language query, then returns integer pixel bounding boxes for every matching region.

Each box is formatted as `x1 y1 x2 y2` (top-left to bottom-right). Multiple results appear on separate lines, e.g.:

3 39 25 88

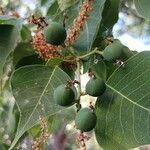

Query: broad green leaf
95 51 150 149
0 25 19 78
57 0 78 11
73 0 106 54
134 0 150 20
10 65 73 149
0 16 23 31
94 0 120 46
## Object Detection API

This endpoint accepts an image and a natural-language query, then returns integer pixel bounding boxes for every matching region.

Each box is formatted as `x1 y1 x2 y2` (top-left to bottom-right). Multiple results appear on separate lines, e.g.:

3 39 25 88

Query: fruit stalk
78 48 102 59
76 59 82 105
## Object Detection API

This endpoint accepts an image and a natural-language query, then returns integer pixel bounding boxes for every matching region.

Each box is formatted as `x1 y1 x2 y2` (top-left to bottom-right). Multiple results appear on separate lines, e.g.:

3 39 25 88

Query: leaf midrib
106 84 150 113
18 66 57 133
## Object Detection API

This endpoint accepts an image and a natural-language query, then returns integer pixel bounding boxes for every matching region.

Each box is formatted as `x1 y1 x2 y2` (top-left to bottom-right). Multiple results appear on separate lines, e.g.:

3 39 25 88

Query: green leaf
0 16 23 31
102 0 120 29
60 64 75 80
57 0 78 11
82 54 102 74
0 25 19 78
10 65 73 149
47 1 60 17
95 51 150 149
105 61 117 79
20 25 31 42
134 0 150 20
13 42 35 66
46 57 63 67
15 55 44 69
82 54 107 80
91 60 107 80
94 0 120 46
73 0 106 54
40 0 49 6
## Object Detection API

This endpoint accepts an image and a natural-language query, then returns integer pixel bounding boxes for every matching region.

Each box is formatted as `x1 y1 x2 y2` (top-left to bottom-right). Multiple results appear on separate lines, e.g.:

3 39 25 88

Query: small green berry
86 77 106 97
43 22 67 45
53 84 75 106
75 108 97 132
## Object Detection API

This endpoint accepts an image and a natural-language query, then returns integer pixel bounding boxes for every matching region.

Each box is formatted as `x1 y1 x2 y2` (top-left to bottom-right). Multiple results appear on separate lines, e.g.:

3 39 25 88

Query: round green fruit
43 22 67 45
86 77 106 97
75 108 97 132
53 84 75 106
102 41 124 61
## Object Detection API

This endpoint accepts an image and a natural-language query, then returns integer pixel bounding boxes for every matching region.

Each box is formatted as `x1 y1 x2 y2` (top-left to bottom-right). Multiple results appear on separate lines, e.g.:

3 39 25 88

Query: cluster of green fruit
53 75 106 132
43 22 67 45
45 21 132 133
53 83 97 132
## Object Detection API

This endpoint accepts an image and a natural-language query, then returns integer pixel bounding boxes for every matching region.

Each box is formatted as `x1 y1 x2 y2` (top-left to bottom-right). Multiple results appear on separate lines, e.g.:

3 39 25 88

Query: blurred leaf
50 107 76 132
10 65 74 149
20 25 31 42
46 57 63 67
41 0 49 6
95 51 150 149
47 1 60 17
0 16 23 31
15 55 44 69
0 101 16 138
134 0 150 20
0 25 19 79
57 0 78 11
13 42 44 69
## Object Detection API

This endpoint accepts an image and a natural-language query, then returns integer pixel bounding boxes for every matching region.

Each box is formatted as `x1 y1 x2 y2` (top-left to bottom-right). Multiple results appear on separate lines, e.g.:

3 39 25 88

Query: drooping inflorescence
65 0 93 46
31 0 93 61
32 116 49 150
32 31 61 61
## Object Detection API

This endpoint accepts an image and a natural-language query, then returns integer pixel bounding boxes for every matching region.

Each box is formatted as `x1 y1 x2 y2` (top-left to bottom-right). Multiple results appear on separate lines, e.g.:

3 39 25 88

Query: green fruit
122 46 134 60
75 108 97 132
102 41 124 61
86 77 106 97
53 84 75 106
43 22 67 45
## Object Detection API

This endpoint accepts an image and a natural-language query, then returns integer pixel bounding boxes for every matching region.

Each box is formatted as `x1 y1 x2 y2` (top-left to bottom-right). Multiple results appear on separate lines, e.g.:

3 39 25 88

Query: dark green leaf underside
0 25 19 78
